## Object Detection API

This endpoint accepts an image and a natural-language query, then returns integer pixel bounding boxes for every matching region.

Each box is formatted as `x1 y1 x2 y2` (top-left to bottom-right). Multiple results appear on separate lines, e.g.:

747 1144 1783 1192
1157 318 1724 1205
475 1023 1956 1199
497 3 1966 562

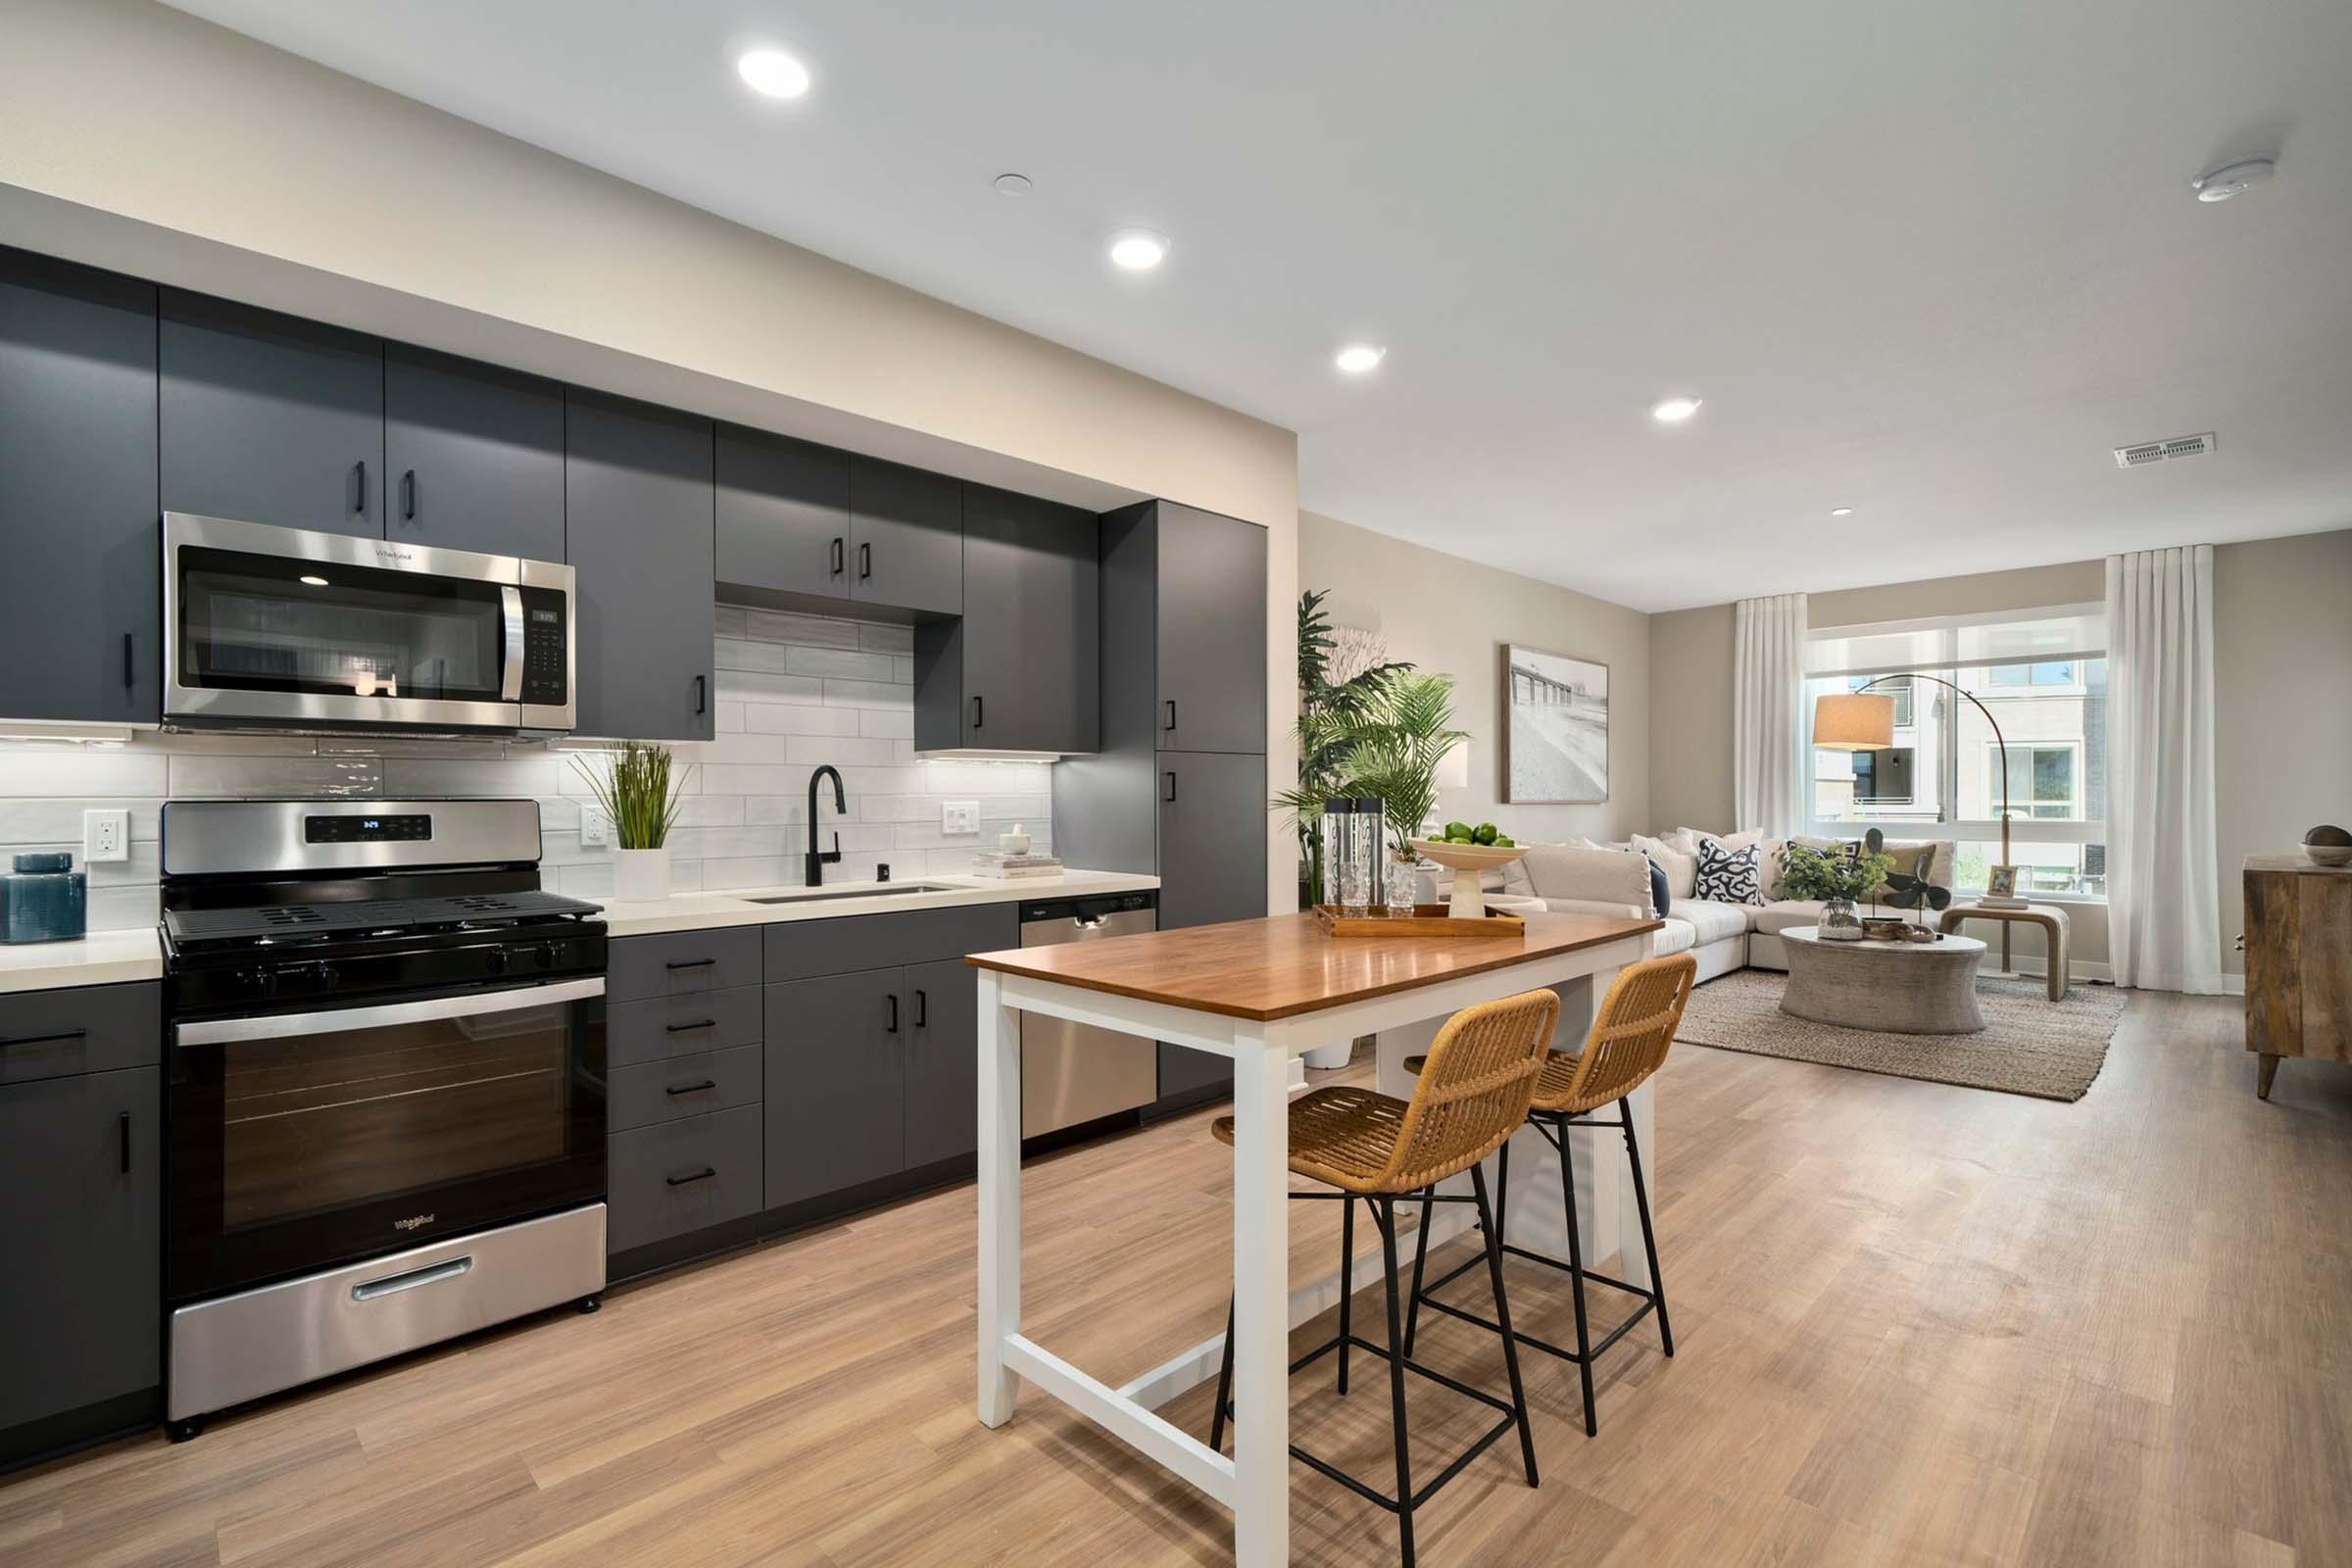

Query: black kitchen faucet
806 764 846 886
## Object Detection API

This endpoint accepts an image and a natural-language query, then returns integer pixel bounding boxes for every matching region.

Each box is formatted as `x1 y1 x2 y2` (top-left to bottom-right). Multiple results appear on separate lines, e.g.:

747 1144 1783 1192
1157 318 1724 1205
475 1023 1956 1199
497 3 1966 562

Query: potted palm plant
572 740 692 903
1269 590 1410 906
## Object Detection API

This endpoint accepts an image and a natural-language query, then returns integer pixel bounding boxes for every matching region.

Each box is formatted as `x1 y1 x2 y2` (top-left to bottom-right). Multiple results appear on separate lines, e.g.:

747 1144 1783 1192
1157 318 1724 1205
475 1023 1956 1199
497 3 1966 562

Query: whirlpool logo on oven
394 1213 436 1233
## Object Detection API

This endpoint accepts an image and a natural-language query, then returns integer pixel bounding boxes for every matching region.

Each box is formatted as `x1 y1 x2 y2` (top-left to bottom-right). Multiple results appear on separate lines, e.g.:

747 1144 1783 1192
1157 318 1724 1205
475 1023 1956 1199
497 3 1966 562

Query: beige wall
0 0 1301 911
1298 512 1650 848
1647 607 1738 835
2215 529 2352 975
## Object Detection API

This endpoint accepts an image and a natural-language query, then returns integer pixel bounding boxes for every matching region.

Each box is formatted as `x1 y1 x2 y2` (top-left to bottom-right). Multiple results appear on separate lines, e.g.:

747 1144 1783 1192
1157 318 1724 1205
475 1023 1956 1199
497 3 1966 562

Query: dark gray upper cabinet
160 289 384 538
764 969 906 1207
850 458 962 615
716 424 853 601
1156 750 1268 932
383 344 565 561
902 957 979 1168
911 486 1099 754
564 389 715 741
1155 502 1268 755
0 1064 161 1433
0 249 160 725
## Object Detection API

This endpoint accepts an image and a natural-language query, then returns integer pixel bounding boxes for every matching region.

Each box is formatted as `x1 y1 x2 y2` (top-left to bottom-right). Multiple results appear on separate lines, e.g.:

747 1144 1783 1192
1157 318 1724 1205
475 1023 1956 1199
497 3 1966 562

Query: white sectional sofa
1502 834 1957 984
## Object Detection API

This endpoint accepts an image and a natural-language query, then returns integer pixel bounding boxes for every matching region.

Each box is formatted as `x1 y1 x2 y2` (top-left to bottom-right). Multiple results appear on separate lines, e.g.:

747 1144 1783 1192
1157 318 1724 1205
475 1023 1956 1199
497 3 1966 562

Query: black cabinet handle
858 541 872 580
663 957 716 971
694 674 709 715
970 695 983 731
122 632 135 691
831 536 846 576
1164 699 1177 732
885 993 900 1034
1162 770 1177 803
0 1028 87 1050
664 1079 717 1097
120 1111 130 1175
351 460 368 515
401 468 417 521
665 1166 718 1188
663 1017 717 1033
912 989 928 1028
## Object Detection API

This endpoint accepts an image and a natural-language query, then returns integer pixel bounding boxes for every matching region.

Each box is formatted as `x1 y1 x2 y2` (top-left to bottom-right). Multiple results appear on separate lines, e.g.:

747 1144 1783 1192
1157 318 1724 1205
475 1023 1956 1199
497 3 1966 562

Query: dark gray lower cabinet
0 248 160 725
383 344 565 560
764 969 906 1206
1156 751 1269 933
0 1066 160 1433
565 389 716 741
607 1104 764 1253
903 957 979 1167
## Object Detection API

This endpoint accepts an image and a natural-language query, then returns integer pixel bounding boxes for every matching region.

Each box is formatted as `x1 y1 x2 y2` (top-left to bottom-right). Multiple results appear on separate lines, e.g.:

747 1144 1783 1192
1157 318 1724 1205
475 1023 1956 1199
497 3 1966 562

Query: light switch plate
580 808 612 848
83 808 129 863
942 800 980 836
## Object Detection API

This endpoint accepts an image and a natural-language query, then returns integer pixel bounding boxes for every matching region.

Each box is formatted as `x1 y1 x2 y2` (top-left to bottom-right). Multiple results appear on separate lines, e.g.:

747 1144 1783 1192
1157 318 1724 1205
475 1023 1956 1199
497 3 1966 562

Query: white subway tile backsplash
13 602 1061 930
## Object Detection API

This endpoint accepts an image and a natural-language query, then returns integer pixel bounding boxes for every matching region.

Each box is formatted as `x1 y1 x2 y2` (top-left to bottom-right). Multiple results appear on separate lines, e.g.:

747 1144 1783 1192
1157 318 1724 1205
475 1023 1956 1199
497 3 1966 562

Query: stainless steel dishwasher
1020 891 1159 1137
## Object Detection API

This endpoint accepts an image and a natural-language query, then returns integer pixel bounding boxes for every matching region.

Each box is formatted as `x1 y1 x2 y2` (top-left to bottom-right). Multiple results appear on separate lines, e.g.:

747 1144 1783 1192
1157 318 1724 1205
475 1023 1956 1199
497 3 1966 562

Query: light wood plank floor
4 993 2347 1566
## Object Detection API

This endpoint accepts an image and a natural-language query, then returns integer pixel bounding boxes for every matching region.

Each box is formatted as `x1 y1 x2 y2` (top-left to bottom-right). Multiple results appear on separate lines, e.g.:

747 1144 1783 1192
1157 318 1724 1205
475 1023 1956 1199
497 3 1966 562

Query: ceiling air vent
2113 431 2217 469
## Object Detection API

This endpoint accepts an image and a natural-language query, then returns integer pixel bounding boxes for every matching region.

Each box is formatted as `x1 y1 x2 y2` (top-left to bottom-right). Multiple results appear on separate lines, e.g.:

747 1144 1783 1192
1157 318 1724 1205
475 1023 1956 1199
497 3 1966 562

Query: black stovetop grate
166 889 601 946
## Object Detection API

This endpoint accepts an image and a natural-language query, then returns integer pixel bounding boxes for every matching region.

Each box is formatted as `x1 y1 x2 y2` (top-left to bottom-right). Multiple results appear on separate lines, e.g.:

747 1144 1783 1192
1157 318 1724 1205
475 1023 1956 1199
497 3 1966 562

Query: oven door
164 512 572 734
168 977 607 1303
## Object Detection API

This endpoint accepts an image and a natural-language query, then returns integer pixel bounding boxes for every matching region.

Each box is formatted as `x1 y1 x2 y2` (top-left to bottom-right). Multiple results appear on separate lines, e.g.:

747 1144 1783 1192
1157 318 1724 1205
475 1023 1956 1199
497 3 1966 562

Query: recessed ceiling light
1650 395 1703 423
736 47 811 100
299 574 329 587
1334 343 1386 374
1106 229 1169 271
1829 507 1854 517
993 172 1033 196
2191 156 2276 202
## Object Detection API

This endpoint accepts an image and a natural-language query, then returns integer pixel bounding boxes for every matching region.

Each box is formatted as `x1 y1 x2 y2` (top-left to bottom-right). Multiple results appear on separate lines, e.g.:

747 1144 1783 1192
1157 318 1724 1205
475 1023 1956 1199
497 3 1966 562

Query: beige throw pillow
1632 833 1697 901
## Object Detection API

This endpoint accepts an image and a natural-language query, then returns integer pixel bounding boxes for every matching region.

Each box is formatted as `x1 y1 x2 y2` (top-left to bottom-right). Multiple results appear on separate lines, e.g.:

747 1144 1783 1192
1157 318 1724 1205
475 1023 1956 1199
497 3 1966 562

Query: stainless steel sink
744 883 956 905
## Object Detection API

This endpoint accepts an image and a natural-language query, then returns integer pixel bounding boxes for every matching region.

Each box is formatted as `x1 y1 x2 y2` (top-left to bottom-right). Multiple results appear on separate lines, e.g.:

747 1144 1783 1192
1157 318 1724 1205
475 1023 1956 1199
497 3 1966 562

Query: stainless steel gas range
158 798 608 1441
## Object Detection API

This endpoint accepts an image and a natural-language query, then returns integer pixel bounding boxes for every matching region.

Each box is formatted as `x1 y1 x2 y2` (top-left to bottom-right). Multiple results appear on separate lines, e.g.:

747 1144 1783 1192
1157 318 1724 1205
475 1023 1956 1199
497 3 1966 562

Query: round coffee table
1778 925 1988 1035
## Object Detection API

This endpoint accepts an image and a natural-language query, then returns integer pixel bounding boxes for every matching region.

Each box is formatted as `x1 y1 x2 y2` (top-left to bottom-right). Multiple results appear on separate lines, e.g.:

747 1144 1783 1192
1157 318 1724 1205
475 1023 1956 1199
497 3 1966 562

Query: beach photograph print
1503 645 1607 803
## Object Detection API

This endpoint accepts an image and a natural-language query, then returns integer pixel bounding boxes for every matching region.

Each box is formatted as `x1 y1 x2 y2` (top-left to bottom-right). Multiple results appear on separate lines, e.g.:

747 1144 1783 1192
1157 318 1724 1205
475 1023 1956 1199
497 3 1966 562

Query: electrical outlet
942 801 980 836
83 808 129 863
580 808 612 848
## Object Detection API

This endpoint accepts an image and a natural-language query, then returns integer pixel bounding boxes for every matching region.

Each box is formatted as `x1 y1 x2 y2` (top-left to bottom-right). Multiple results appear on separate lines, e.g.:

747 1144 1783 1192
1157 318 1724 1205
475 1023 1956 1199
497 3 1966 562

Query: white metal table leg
976 970 1021 1426
1228 1028 1293 1568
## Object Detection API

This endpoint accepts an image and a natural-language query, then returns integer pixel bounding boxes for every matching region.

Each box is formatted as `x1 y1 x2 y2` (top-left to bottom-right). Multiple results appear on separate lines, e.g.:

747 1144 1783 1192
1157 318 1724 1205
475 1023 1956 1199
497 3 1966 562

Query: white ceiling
167 0 2352 612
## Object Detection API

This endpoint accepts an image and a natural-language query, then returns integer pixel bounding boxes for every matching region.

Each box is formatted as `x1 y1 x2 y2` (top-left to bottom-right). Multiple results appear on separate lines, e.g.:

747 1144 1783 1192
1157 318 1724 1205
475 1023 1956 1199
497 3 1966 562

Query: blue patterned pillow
1694 838 1763 906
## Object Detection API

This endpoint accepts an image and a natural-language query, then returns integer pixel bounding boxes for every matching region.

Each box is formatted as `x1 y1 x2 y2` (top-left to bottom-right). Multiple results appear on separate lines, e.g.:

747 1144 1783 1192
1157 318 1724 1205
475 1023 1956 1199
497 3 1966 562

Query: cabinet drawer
763 904 1018 983
607 984 763 1067
609 1045 762 1133
608 1104 763 1253
607 927 762 1002
0 982 161 1086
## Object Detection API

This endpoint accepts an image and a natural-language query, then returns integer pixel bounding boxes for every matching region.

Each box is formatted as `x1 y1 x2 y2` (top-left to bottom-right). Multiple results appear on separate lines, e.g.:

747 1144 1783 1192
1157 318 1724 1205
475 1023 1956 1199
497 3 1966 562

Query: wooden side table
1937 903 2070 1000
2243 856 2352 1100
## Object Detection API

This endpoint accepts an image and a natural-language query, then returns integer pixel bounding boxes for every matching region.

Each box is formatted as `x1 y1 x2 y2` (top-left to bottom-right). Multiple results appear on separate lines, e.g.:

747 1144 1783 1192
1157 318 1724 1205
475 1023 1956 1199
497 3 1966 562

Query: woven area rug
1675 969 2129 1102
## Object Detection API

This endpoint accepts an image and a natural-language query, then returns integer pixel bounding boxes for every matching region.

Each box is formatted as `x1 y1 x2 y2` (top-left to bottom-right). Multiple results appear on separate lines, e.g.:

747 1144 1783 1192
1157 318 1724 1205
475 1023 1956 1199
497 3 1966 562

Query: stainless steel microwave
164 514 575 736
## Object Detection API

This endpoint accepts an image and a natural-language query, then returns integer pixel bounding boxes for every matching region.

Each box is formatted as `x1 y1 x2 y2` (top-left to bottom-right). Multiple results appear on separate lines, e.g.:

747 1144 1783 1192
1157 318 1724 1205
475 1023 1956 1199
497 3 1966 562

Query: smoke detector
2192 157 2276 202
2113 431 2217 469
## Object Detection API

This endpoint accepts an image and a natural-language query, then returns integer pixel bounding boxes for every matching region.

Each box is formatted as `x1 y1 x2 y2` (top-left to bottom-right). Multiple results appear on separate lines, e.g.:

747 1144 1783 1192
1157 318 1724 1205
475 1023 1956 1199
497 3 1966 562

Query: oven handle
352 1255 474 1303
174 977 605 1048
499 584 525 703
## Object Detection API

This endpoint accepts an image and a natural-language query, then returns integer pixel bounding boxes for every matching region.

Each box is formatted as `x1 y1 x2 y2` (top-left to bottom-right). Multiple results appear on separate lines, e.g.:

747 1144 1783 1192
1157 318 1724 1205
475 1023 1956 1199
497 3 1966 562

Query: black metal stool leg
1556 1112 1598 1437
1209 1294 1236 1453
1403 1189 1434 1357
1377 1198 1417 1568
1622 1107 1672 1356
1470 1162 1540 1487
1337 1194 1355 1396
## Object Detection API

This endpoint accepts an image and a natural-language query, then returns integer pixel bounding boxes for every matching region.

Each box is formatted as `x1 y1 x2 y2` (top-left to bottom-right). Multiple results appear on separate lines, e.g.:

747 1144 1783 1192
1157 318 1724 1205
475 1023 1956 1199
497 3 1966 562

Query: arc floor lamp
1812 676 2018 897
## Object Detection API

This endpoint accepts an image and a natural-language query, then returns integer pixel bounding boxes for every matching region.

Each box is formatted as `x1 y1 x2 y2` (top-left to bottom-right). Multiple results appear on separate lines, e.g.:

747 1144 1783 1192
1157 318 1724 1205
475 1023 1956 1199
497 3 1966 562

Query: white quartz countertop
0 928 165 995
595 869 1161 938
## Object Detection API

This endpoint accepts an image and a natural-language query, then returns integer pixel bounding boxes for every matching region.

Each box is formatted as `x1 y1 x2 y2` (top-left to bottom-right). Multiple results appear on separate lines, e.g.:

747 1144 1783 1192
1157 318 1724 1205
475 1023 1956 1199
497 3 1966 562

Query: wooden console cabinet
2243 856 2352 1099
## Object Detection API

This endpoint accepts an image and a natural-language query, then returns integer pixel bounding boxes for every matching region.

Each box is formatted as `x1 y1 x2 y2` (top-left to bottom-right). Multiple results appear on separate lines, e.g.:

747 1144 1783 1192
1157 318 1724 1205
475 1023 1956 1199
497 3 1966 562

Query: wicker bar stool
1202 989 1557 1568
1402 953 1696 1438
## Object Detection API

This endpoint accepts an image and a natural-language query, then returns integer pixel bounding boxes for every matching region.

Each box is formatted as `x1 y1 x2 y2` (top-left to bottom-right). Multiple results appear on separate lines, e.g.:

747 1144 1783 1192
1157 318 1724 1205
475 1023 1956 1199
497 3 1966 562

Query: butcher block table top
966 909 1661 1022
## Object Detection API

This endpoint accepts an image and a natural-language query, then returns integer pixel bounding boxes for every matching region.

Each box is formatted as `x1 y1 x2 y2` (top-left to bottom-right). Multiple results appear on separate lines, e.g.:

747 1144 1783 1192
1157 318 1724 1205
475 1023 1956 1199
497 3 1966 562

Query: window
1805 608 2107 898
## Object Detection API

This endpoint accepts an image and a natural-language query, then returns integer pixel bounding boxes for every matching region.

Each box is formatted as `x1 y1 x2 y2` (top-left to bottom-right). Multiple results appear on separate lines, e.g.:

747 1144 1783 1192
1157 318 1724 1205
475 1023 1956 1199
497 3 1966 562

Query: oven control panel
518 586 569 708
306 813 432 844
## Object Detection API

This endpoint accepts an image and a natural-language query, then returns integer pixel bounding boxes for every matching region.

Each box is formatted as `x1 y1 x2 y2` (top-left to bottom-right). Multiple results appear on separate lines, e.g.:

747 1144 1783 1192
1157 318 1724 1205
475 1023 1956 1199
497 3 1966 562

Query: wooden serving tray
1313 904 1527 938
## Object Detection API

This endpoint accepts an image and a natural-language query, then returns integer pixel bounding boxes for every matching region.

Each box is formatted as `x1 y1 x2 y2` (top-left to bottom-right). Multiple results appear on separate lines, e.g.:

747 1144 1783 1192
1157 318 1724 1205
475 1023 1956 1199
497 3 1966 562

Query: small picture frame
1985 864 2020 900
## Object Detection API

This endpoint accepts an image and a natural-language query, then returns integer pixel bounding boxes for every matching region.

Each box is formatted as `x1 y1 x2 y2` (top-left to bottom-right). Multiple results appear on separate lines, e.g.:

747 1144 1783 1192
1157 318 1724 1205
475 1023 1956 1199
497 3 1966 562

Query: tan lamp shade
1812 691 1896 751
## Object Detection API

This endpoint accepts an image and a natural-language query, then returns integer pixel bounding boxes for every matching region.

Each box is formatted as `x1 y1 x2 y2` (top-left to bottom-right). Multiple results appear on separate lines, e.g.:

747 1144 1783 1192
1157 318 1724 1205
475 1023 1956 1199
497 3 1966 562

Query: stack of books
971 852 1063 880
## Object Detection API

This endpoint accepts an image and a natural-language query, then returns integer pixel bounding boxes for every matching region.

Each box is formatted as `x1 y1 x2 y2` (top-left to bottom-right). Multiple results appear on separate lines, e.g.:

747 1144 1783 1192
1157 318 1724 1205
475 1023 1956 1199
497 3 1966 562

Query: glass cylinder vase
1819 894 1865 941
1384 855 1420 918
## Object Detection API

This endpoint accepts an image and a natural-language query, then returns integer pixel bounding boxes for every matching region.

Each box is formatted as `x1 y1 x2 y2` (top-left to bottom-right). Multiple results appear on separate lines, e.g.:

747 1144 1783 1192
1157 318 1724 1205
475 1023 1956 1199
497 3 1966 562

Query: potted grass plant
572 740 692 903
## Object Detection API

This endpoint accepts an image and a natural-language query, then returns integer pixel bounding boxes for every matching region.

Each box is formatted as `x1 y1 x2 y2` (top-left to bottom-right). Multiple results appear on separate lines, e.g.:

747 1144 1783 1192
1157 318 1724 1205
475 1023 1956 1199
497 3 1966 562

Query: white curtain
2106 546 2222 993
1733 593 1808 836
